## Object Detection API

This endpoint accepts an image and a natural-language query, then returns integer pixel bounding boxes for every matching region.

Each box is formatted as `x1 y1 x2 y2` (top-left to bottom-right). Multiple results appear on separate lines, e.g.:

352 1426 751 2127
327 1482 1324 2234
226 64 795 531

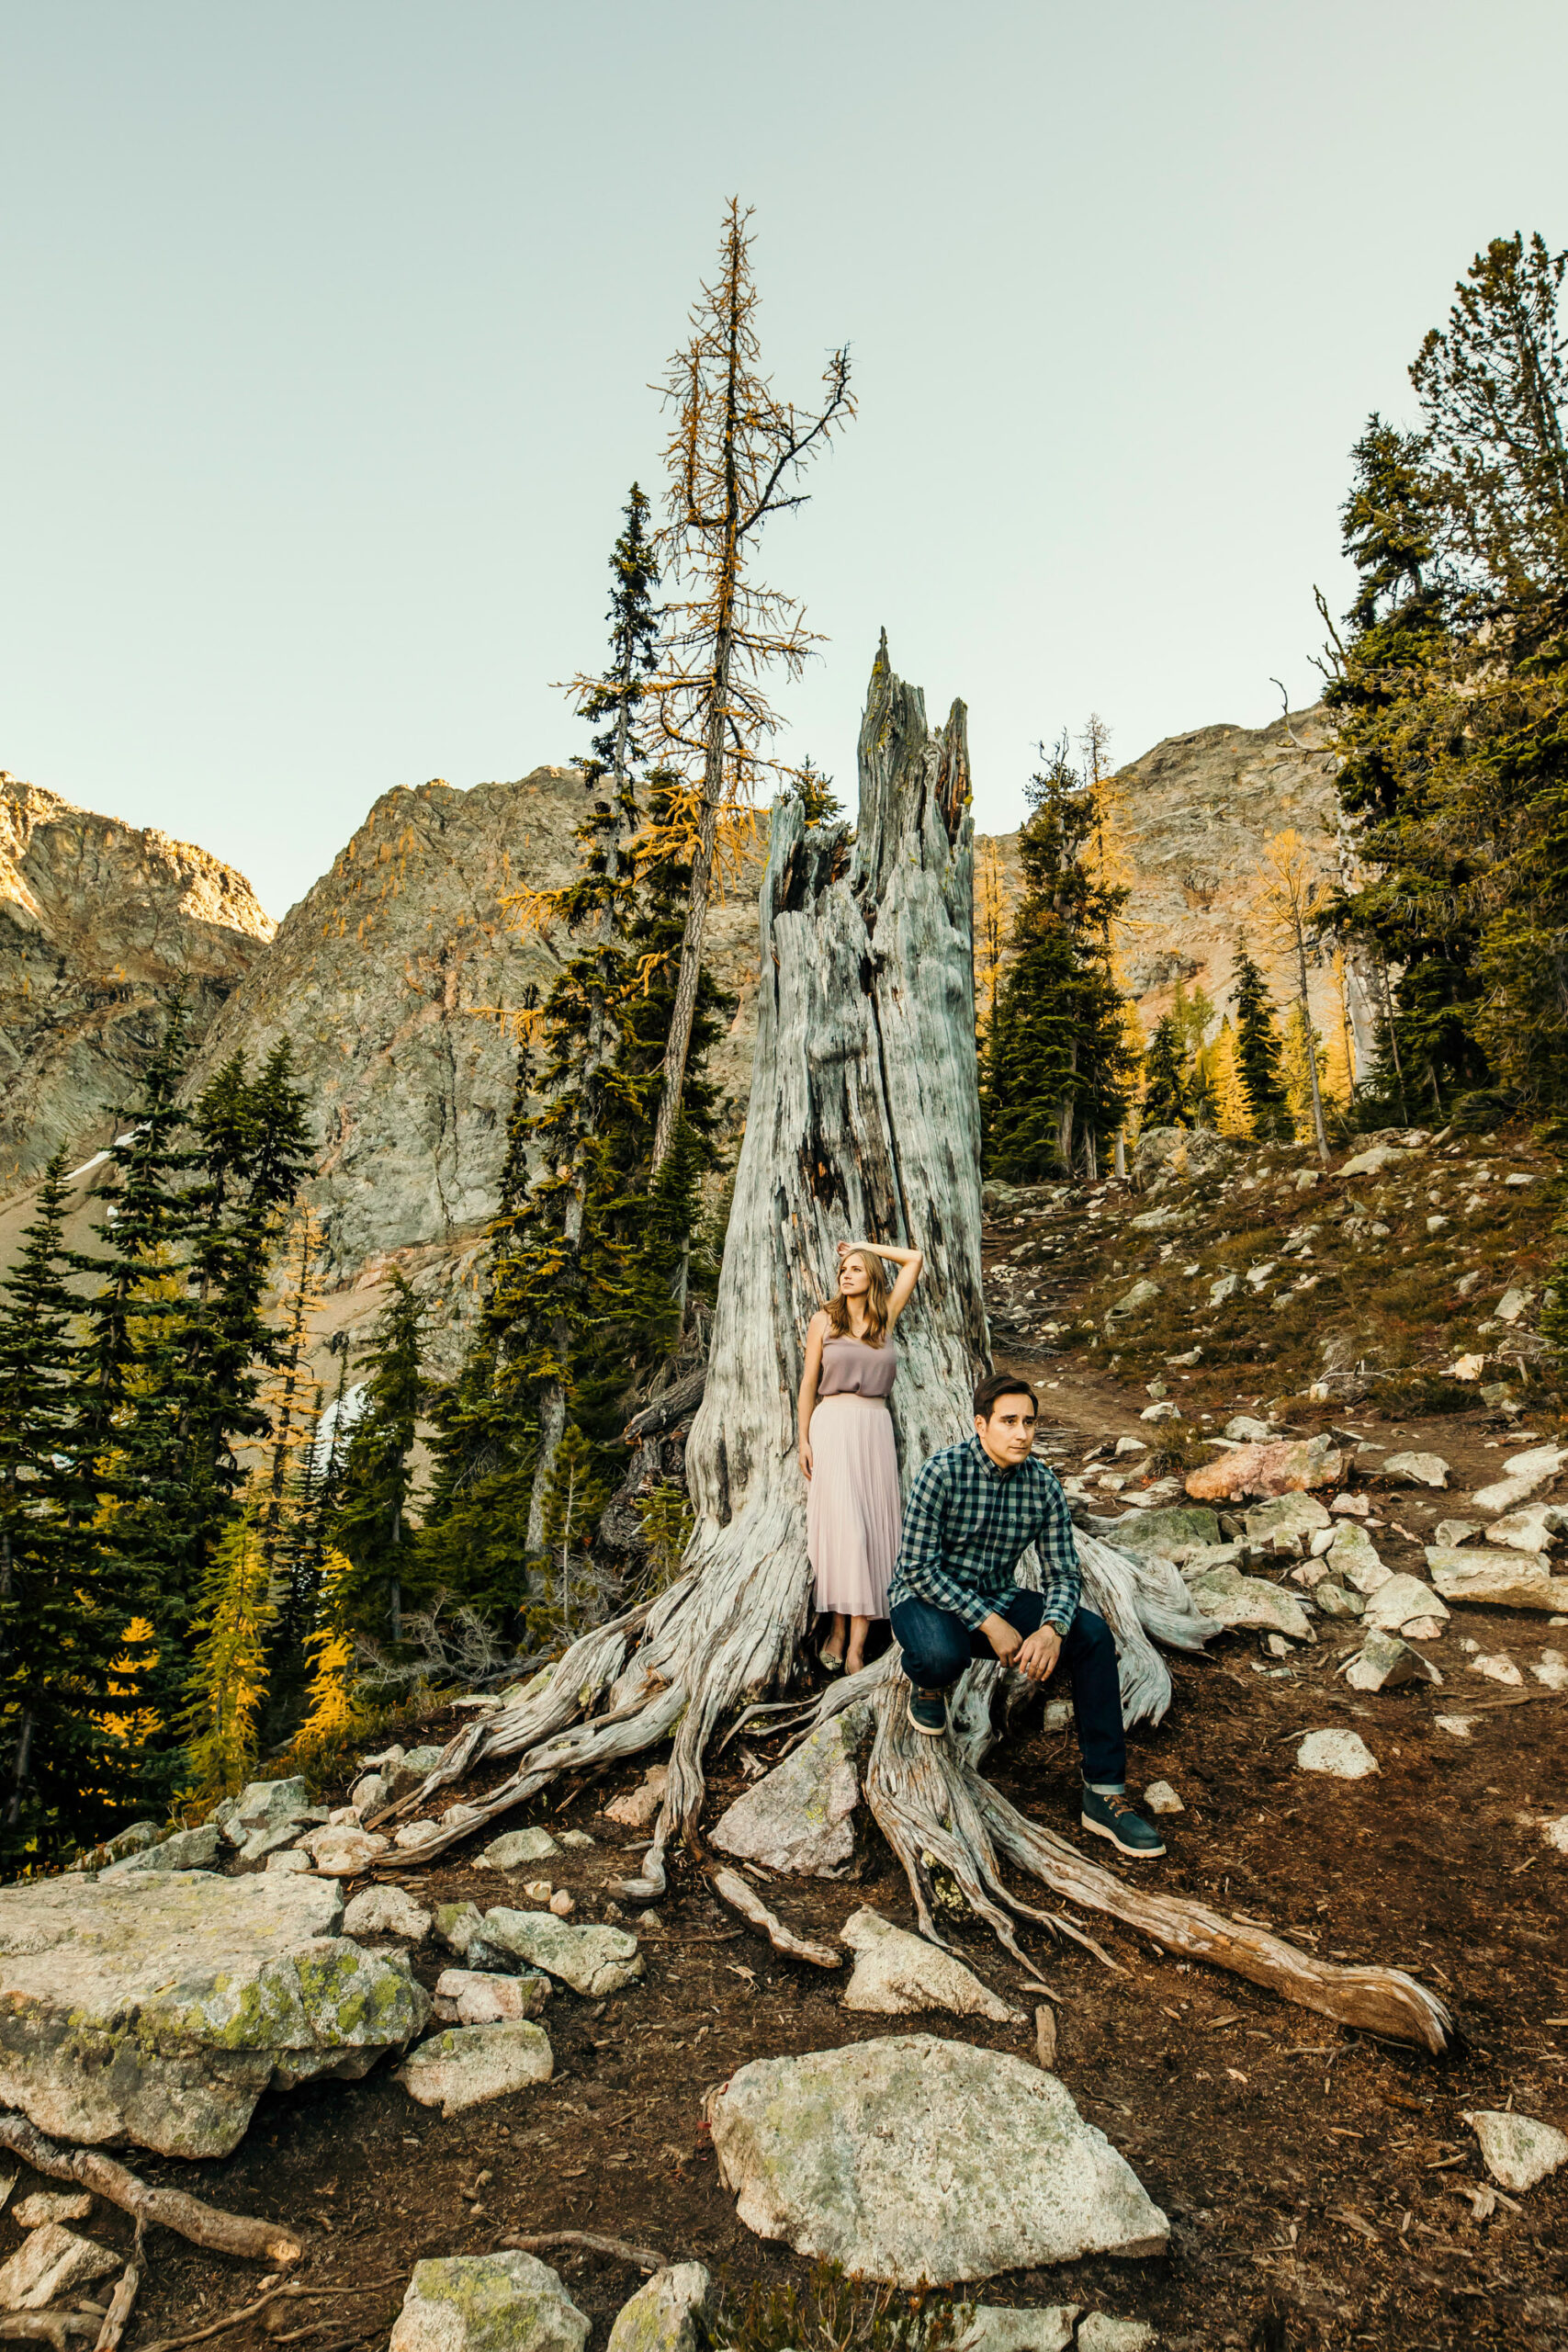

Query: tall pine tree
332 1271 425 1642
983 737 1138 1179
1230 943 1291 1136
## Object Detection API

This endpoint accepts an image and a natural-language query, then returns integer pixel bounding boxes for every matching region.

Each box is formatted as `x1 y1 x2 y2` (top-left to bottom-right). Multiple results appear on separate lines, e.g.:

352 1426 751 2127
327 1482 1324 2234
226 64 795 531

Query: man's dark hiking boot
1080 1784 1166 1858
907 1688 949 1738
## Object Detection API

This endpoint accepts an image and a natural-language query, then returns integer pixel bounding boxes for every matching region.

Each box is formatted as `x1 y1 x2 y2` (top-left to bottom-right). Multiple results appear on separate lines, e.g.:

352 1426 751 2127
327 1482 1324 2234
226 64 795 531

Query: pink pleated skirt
807 1395 901 1620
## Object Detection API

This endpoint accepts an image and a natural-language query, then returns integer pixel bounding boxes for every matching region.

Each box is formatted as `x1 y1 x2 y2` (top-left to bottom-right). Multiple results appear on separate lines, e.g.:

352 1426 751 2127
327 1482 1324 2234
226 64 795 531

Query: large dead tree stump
378 639 1451 2054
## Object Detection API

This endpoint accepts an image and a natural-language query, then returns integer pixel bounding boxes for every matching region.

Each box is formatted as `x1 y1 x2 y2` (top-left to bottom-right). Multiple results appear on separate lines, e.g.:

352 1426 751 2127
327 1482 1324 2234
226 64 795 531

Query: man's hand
1014 1624 1062 1683
980 1612 1021 1663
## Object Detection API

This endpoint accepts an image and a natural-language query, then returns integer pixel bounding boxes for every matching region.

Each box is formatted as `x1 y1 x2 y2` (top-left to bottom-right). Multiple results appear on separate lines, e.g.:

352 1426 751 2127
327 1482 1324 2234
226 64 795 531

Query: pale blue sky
3 2 1564 918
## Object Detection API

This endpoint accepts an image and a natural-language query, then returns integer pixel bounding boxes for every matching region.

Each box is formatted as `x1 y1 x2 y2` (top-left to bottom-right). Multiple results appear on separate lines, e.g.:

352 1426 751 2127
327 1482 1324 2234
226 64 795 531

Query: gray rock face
434 1969 548 2026
478 1910 642 1996
604 2264 713 2352
711 1706 872 1875
0 775 274 1190
1132 1126 1232 1186
706 2033 1168 2285
396 2022 553 2117
389 2254 588 2352
0 2222 120 2310
0 1869 430 2156
236 1776 313 1829
1382 1452 1449 1488
1245 1493 1331 1554
840 1909 1026 2024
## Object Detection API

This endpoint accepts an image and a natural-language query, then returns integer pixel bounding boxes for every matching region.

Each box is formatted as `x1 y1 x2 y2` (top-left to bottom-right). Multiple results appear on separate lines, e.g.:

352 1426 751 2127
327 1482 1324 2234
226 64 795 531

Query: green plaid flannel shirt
889 1434 1080 1634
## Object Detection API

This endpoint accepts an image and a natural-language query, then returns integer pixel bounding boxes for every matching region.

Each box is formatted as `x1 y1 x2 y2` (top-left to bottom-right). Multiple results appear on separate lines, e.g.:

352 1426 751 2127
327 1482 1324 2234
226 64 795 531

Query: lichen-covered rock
0 1869 429 2156
1244 1494 1330 1554
344 1886 432 1940
1360 1576 1449 1636
1344 1632 1441 1693
1463 2109 1568 2193
604 2263 713 2352
711 1707 872 1875
706 2033 1168 2285
478 1910 642 1996
1324 1523 1389 1596
840 1909 1025 2024
479 1828 561 1871
236 1777 313 1830
0 2222 120 2310
1077 2321 1156 2352
1382 1452 1449 1489
389 2253 588 2352
397 2022 553 2117
1097 1508 1220 1564
1426 1553 1568 1611
1185 1567 1313 1641
100 1823 221 1877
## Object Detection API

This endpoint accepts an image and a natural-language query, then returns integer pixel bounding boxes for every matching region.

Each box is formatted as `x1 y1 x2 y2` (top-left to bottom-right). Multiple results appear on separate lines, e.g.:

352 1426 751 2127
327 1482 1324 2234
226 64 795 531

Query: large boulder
840 1909 1026 2024
705 2033 1168 2286
0 1869 430 2157
1097 1508 1220 1564
389 2254 588 2352
1187 1437 1342 1504
478 1910 642 1996
711 1706 873 1875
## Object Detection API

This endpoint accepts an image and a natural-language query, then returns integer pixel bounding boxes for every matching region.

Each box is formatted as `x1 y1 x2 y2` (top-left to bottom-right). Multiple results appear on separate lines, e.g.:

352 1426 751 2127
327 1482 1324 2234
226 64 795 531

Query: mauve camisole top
817 1332 897 1399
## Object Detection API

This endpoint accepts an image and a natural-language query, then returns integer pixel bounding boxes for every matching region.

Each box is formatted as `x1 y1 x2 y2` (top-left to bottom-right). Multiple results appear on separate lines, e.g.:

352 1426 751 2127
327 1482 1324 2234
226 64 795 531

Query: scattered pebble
1296 1728 1378 1780
1471 1654 1523 1686
1142 1782 1184 1815
1464 2109 1568 2192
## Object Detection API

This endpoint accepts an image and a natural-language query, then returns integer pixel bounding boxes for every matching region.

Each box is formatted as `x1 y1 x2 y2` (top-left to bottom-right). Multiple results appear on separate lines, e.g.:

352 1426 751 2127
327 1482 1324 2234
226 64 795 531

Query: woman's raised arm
839 1238 925 1329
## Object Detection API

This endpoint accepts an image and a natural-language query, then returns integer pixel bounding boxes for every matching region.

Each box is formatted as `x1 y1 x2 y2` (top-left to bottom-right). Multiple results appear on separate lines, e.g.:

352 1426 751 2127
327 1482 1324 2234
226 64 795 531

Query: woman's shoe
818 1647 845 1675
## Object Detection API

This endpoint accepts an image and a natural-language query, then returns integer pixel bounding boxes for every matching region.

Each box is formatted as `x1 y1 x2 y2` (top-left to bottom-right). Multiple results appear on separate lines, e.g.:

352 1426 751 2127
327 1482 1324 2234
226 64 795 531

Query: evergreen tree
789 757 843 823
1231 942 1291 1136
332 1272 425 1641
1140 1017 1189 1128
0 1154 145 1867
983 738 1139 1179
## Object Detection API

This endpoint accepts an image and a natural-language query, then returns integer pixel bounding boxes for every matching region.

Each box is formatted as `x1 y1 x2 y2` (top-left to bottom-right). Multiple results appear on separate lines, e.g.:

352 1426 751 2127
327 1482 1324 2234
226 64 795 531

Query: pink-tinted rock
1186 1436 1343 1504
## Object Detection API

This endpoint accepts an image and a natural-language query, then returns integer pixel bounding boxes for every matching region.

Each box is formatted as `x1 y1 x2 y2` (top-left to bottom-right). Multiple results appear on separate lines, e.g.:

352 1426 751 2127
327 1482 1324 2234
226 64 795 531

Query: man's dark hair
973 1370 1038 1421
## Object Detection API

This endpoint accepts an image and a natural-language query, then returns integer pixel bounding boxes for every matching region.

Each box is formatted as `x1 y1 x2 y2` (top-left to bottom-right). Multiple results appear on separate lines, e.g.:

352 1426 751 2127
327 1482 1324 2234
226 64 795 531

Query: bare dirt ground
12 1136 1568 2352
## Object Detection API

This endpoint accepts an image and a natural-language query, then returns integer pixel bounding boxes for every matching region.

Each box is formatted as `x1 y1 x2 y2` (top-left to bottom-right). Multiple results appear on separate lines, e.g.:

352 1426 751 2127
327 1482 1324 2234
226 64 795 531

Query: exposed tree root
502 2233 668 2272
94 2265 141 2352
709 1867 842 1967
0 2116 303 2266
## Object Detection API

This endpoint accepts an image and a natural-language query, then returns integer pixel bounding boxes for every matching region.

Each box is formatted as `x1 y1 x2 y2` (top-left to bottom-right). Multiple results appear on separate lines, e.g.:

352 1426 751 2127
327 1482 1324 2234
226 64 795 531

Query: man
887 1369 1165 1860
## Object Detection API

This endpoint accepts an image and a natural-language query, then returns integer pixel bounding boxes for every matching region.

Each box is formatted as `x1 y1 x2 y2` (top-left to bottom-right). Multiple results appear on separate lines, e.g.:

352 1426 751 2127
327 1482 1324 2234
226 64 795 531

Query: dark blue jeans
889 1589 1126 1787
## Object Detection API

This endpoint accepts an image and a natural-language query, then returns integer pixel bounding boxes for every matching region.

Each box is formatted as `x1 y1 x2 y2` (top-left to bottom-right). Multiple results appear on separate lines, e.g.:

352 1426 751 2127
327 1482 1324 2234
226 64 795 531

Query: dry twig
707 1868 840 1968
503 2232 668 2273
94 2263 141 2352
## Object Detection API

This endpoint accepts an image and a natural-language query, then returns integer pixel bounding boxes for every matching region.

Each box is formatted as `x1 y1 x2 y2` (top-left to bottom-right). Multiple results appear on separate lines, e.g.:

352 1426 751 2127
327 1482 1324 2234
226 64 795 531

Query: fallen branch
0 2116 303 2267
503 2232 668 2273
95 2264 141 2352
133 2280 405 2352
708 1867 841 1968
0 2320 98 2348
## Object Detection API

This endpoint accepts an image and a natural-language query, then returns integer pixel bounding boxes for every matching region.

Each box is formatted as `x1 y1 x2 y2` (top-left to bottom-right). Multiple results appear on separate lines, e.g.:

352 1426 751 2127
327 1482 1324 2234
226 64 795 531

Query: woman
797 1236 924 1676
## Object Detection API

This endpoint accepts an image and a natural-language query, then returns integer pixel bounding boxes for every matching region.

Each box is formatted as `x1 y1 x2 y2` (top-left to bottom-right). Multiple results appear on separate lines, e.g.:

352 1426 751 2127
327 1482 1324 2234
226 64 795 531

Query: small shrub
716 2260 968 2352
635 1481 696 1589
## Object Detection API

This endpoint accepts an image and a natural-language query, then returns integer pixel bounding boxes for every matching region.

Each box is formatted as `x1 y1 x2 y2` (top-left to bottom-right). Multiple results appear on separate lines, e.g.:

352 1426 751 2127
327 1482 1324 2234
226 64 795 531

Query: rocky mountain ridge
0 775 274 1191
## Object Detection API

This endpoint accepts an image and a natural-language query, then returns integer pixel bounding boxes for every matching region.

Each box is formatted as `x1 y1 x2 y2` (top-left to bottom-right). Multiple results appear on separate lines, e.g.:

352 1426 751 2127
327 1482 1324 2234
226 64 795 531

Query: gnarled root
861 1679 1452 2054
0 2115 303 2266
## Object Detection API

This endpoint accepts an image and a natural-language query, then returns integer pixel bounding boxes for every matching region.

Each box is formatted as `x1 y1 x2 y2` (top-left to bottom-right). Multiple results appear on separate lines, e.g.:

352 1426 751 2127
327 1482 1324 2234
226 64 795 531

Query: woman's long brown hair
825 1251 891 1347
